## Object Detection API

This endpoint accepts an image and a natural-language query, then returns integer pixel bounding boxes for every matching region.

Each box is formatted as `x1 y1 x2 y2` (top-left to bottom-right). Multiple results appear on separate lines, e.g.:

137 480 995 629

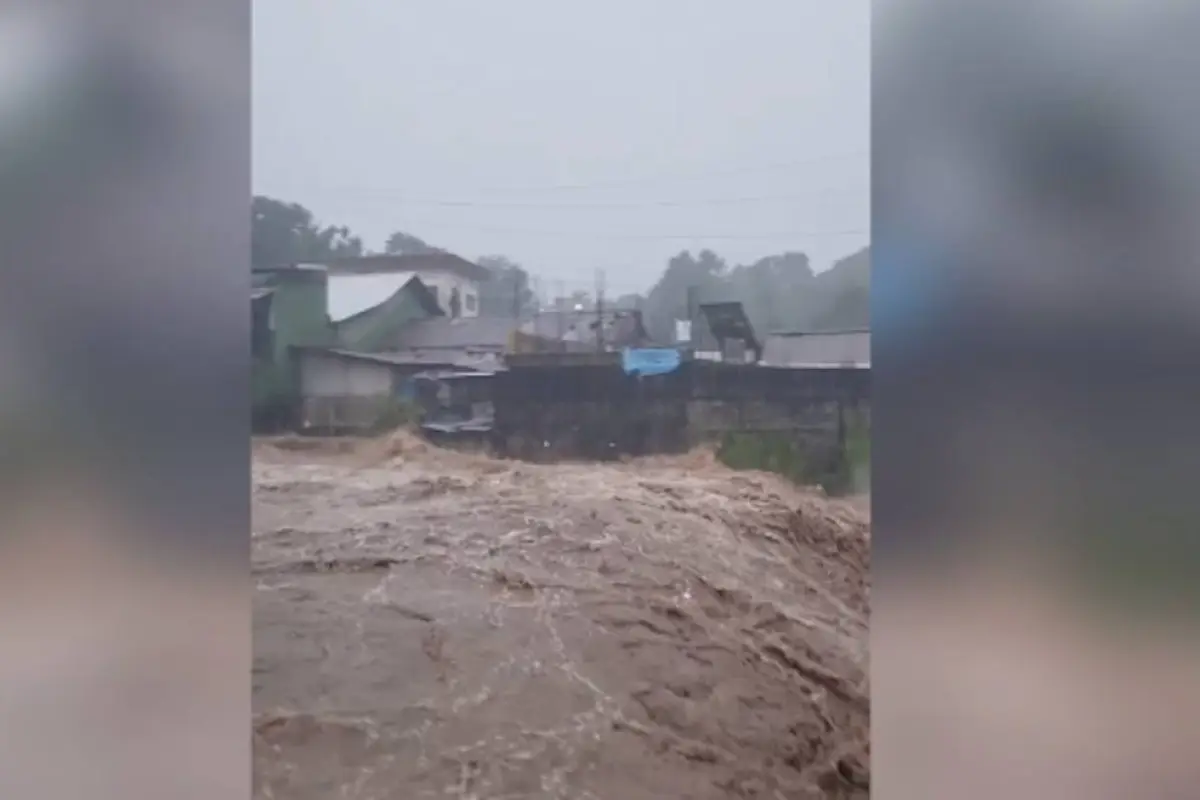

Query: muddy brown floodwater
253 433 870 799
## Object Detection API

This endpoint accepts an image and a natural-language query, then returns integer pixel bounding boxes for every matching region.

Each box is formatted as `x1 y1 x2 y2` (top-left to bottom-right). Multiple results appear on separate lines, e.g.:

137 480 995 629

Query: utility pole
595 268 606 352
555 280 565 341
685 285 697 349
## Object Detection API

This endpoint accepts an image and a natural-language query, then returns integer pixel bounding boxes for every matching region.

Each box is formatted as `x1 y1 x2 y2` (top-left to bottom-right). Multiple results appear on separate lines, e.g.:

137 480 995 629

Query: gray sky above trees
252 0 870 296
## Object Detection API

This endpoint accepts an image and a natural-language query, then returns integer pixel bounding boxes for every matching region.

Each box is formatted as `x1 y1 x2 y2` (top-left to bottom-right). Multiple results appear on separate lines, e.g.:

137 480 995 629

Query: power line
408 222 869 241
503 152 865 192
260 149 868 197
255 188 866 210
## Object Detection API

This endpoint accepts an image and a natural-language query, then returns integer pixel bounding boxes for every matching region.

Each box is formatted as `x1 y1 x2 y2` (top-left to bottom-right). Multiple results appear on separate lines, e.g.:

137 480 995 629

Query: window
465 293 477 312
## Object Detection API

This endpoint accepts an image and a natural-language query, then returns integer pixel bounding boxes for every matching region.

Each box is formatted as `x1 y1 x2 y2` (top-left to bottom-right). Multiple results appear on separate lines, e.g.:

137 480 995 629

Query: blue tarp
621 347 681 376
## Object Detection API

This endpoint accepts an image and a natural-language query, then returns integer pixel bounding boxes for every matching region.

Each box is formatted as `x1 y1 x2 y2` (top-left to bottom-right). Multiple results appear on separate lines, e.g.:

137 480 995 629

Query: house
251 265 336 429
516 309 650 353
378 315 517 366
291 347 408 433
252 255 501 432
293 314 515 434
320 253 490 320
252 265 333 358
291 346 495 433
760 329 871 368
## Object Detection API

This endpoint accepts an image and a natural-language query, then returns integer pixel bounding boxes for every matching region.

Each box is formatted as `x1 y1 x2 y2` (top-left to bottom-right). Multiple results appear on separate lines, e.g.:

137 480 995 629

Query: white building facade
316 253 489 323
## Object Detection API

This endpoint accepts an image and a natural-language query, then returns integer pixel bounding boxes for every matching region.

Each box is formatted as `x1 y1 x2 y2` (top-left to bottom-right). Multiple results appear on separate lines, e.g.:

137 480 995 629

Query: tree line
252 194 868 338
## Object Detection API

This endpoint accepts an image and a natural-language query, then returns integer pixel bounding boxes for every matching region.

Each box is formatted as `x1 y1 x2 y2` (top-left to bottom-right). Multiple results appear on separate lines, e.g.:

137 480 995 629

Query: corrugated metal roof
384 350 503 370
761 330 871 367
327 272 418 322
250 287 275 301
297 347 501 371
412 370 498 381
388 316 517 350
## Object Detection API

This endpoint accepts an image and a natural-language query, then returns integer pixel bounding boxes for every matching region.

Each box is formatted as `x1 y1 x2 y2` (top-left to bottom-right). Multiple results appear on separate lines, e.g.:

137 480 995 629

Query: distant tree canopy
565 289 595 310
384 230 441 256
250 194 869 335
637 246 870 343
808 248 870 331
251 195 364 267
476 255 538 317
638 249 725 342
613 293 643 310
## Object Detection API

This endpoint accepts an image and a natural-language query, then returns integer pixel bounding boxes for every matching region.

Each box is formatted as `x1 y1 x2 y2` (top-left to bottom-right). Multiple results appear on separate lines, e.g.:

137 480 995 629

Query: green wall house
252 266 448 431
252 265 335 430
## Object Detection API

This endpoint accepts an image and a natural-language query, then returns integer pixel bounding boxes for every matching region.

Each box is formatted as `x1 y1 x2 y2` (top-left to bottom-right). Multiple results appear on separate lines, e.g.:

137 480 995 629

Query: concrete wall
296 352 396 432
493 361 690 460
687 363 869 464
492 360 869 462
299 352 393 398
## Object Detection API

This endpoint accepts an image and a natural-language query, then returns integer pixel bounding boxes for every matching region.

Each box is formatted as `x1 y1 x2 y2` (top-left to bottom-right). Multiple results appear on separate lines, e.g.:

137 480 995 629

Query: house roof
320 253 490 282
390 350 504 370
254 263 327 273
761 329 871 367
327 271 424 322
291 346 500 371
386 316 518 350
505 351 625 369
411 369 499 382
250 287 276 302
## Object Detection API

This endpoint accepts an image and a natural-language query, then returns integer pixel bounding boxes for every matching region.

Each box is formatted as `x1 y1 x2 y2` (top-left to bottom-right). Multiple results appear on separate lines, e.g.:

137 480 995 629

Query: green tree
727 251 815 334
384 230 440 255
476 255 537 317
563 289 593 310
812 284 870 330
613 292 644 310
637 245 870 343
808 247 870 330
251 195 364 267
642 250 727 343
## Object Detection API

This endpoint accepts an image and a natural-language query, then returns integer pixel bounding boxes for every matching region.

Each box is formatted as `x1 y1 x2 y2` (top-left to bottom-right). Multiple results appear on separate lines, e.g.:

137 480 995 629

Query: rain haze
252 0 870 296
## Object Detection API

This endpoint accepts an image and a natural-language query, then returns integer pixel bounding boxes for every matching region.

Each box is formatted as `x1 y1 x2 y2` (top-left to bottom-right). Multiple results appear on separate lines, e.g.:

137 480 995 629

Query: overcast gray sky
252 0 869 296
